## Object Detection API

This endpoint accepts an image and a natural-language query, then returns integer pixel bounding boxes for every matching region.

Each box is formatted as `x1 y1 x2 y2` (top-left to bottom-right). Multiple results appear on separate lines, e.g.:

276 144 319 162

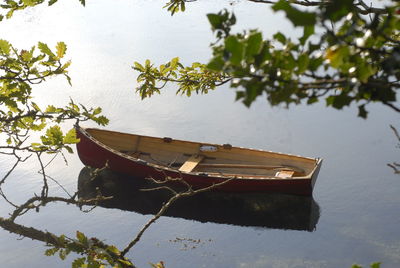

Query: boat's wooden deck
86 128 317 178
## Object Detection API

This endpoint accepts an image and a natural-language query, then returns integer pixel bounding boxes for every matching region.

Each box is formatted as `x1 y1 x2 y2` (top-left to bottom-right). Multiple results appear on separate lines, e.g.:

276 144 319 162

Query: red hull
75 127 322 195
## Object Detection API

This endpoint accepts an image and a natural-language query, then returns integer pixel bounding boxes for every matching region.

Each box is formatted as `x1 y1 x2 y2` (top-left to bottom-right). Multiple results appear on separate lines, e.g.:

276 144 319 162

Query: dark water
1 1 400 267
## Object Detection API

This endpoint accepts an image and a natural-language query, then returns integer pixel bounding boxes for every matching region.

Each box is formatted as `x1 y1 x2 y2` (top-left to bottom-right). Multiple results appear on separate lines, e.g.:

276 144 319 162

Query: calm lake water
1 1 400 267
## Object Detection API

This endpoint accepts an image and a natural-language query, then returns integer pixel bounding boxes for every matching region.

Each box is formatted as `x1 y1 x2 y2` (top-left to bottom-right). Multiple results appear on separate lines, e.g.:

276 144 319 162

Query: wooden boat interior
85 128 318 179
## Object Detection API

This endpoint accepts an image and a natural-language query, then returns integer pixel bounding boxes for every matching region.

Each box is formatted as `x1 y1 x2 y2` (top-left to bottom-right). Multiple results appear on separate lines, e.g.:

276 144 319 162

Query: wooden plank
202 171 301 179
197 163 304 173
275 170 295 178
179 155 204 173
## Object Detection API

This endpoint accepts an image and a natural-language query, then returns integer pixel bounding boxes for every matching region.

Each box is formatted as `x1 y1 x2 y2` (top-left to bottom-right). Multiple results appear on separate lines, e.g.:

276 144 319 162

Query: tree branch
121 176 234 256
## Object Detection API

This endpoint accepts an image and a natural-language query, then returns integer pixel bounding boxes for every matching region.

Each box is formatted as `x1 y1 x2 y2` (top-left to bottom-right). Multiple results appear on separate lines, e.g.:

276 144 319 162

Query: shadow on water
78 167 320 232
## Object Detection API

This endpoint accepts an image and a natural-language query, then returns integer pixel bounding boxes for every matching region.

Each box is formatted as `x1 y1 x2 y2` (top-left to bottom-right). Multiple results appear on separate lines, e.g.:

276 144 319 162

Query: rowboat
75 125 322 195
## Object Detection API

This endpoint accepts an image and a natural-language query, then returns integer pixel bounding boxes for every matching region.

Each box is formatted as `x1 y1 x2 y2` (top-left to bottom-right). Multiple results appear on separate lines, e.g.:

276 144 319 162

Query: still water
1 1 400 267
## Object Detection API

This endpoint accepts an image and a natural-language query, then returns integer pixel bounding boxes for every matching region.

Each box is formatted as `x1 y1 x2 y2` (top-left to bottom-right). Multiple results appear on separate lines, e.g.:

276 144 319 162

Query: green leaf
31 102 41 111
272 0 316 27
63 128 80 144
370 262 381 268
299 25 314 45
207 13 223 30
45 105 57 113
21 0 36 6
45 247 59 256
326 93 353 109
307 96 318 104
297 53 309 74
207 10 236 36
358 104 368 119
326 46 349 68
170 57 180 69
94 115 109 126
133 62 145 72
38 42 55 58
6 9 14 19
92 107 102 115
225 36 243 65
246 32 263 57
323 0 353 22
76 231 88 245
21 50 33 62
0 39 11 55
118 259 134 266
72 258 86 268
59 249 67 260
273 32 286 44
64 145 73 154
47 125 63 141
357 65 376 83
107 245 121 255
207 56 225 71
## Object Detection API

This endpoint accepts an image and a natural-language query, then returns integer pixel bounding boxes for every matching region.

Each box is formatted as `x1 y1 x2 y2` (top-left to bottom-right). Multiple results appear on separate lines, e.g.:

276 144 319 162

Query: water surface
1 1 400 267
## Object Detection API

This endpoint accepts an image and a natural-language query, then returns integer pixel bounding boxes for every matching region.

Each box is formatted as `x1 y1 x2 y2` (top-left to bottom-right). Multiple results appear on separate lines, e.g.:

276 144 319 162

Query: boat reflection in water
78 167 320 232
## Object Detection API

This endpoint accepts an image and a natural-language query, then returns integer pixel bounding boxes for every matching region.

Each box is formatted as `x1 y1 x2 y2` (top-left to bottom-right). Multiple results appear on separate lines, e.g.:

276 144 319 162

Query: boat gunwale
76 125 321 181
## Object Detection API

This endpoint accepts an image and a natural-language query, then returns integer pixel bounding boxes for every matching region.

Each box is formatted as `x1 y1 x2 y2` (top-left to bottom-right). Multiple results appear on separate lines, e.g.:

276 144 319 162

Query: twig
9 195 113 222
390 125 400 141
121 176 234 256
387 163 400 174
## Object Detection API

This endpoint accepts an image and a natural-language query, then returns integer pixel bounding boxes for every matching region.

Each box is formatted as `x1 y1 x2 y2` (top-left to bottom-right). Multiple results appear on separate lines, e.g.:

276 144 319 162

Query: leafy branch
0 0 85 21
133 58 230 99
133 1 400 118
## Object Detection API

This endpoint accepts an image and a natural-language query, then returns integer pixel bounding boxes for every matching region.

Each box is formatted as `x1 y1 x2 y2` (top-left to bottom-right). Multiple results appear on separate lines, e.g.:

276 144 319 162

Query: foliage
0 2 114 267
133 58 229 99
0 40 108 158
163 0 186 16
44 231 134 268
351 262 381 268
0 39 115 268
0 0 85 20
133 0 400 118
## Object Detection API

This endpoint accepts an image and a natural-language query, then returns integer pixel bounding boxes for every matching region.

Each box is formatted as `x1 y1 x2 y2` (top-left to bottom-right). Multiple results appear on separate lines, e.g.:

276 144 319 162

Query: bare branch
247 0 388 15
387 163 400 173
9 194 113 222
390 124 400 141
383 101 400 113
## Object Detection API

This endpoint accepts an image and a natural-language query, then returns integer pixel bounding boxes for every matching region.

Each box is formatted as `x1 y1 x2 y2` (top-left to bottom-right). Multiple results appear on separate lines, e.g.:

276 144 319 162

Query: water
1 1 400 267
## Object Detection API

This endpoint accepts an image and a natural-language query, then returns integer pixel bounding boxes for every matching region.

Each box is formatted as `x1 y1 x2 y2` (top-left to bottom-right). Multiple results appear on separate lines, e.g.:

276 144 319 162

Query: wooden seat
275 170 295 178
179 155 204 173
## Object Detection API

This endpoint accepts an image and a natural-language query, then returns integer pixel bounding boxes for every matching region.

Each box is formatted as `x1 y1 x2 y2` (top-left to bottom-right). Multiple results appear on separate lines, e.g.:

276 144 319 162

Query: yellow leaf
56 42 67 59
